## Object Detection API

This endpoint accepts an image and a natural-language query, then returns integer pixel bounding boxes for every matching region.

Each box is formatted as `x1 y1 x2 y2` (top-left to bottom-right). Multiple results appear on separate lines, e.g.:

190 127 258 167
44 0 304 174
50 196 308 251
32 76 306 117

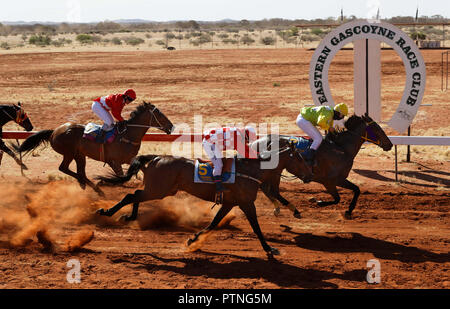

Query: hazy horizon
0 0 448 24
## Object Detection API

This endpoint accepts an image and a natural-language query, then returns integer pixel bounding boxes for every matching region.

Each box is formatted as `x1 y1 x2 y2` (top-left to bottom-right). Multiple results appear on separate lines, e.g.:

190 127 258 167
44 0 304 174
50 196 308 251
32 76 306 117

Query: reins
126 106 165 130
345 120 381 146
120 106 165 146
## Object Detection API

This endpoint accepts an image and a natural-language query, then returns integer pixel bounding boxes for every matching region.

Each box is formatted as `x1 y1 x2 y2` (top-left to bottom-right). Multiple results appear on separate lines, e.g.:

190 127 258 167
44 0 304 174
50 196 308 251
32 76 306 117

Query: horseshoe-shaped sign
309 20 426 133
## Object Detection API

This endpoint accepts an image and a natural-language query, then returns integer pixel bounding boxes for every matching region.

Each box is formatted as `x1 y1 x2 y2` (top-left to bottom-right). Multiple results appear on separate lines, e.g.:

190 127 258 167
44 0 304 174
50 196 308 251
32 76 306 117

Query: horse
251 114 393 219
95 143 310 258
0 103 33 170
13 101 174 196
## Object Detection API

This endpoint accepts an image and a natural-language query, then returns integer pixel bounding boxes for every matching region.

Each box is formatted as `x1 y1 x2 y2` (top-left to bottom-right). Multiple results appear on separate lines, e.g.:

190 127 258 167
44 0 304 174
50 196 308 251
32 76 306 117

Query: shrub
241 34 255 45
260 36 275 45
29 34 52 46
190 33 212 46
0 42 10 50
124 36 145 46
155 40 166 46
51 38 72 47
111 37 122 45
410 32 426 40
222 38 238 44
76 34 93 44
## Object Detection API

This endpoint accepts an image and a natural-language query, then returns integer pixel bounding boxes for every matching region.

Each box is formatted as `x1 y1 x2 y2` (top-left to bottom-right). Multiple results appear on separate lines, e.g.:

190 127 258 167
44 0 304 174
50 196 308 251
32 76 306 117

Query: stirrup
214 191 223 205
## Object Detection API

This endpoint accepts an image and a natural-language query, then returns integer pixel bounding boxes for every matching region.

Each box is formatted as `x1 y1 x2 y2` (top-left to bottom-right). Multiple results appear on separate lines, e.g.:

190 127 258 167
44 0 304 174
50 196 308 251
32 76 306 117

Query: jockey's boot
96 129 106 144
302 148 316 167
213 175 230 193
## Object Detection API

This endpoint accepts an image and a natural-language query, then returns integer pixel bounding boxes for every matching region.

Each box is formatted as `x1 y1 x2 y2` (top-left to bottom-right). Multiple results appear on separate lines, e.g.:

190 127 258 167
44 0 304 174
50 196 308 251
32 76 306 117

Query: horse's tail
96 155 158 185
13 129 53 156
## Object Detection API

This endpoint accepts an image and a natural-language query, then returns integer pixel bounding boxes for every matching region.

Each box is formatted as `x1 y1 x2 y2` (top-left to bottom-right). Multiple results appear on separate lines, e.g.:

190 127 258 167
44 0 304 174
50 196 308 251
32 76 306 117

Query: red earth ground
0 48 448 289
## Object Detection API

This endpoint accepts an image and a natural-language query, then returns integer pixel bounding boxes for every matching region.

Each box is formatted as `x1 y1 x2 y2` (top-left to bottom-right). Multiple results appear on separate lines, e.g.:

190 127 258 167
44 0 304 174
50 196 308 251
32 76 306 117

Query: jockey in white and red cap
202 125 258 193
91 89 136 142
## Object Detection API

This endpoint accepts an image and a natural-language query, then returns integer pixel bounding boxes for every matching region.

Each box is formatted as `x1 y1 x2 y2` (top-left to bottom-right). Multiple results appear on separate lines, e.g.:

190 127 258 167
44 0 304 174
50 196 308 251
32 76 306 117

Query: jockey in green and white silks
296 103 348 165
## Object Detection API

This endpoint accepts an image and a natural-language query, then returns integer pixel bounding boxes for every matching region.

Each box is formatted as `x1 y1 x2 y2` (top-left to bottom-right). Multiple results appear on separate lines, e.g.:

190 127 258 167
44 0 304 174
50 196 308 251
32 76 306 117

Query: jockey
202 125 258 193
91 89 137 142
296 103 348 165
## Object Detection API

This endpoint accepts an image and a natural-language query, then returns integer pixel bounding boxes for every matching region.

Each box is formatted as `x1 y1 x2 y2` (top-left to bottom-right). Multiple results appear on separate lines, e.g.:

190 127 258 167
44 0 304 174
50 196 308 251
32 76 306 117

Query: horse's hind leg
261 182 300 219
240 202 279 257
337 179 360 219
75 155 104 197
97 189 147 220
187 204 233 249
317 184 340 207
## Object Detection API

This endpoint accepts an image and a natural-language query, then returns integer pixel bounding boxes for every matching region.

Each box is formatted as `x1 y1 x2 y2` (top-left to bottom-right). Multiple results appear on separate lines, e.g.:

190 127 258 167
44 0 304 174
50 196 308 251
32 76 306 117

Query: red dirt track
0 48 448 289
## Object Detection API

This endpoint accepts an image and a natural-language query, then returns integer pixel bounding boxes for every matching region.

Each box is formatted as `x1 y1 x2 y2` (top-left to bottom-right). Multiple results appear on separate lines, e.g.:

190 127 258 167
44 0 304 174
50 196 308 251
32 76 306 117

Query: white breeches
202 140 223 176
92 101 114 131
296 114 323 150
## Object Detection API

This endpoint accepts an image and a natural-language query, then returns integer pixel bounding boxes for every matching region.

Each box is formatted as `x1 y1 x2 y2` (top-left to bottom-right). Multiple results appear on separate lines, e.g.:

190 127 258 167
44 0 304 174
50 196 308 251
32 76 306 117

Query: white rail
388 136 450 146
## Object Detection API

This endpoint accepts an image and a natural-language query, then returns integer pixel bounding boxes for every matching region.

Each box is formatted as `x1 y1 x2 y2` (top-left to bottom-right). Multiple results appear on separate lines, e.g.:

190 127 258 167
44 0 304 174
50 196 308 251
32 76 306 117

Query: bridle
119 105 168 146
2 107 28 126
126 105 166 131
360 120 381 145
345 118 381 146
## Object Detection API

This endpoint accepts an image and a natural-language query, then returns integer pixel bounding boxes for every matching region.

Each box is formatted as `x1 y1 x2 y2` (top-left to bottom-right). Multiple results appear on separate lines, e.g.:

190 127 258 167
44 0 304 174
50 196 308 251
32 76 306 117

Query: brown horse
252 114 393 219
0 103 33 170
95 143 310 257
14 101 173 196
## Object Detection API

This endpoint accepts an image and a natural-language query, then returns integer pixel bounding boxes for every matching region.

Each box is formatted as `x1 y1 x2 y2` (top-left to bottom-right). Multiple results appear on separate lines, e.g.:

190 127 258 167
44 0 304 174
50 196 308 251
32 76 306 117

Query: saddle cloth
83 123 116 144
194 158 236 184
288 136 312 152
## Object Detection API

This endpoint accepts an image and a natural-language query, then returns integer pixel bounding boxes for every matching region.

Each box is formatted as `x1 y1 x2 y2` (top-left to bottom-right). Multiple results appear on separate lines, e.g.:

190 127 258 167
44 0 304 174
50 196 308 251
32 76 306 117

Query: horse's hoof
118 214 134 222
79 182 86 190
293 211 301 219
96 208 106 216
273 207 280 217
344 211 352 220
21 164 28 171
269 247 280 256
187 238 194 246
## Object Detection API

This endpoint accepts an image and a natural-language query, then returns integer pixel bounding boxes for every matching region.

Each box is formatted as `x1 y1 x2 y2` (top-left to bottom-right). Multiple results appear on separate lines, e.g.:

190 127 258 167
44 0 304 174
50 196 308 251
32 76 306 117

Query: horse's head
129 101 174 134
12 102 33 131
344 114 392 151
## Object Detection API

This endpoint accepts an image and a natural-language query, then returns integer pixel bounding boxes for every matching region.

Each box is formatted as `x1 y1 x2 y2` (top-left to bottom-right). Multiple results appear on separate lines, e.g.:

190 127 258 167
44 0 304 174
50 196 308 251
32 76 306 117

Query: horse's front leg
337 179 360 219
187 204 233 250
240 202 279 258
317 183 340 207
0 141 27 170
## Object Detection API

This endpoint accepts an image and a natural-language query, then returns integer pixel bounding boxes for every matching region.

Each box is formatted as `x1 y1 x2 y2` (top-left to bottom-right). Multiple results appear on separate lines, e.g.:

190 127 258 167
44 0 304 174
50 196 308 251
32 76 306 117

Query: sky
0 0 448 23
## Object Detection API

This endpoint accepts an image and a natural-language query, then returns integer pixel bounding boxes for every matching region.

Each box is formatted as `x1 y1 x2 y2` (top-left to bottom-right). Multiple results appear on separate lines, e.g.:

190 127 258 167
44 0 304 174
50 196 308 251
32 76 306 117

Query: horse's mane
128 101 153 121
344 114 364 131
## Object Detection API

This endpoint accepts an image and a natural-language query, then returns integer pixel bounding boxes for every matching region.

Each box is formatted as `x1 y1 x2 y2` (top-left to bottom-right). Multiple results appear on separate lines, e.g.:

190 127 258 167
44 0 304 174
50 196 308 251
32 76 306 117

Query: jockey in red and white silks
202 126 258 192
91 89 136 138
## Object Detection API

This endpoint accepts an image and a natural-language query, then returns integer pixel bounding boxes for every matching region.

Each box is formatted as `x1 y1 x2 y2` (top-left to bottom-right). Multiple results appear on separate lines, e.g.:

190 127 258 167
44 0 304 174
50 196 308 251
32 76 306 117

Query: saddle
82 123 117 144
194 158 235 184
288 136 313 152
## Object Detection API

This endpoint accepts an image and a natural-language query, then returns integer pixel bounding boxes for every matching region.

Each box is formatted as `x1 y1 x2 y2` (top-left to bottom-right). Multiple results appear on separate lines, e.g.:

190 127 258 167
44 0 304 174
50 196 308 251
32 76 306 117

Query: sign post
309 20 426 134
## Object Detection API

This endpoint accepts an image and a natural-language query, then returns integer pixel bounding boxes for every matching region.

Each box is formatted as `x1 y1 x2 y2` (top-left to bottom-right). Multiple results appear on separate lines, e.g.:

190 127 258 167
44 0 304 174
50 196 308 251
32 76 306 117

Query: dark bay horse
0 103 33 170
14 101 173 196
96 143 310 257
252 114 393 219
